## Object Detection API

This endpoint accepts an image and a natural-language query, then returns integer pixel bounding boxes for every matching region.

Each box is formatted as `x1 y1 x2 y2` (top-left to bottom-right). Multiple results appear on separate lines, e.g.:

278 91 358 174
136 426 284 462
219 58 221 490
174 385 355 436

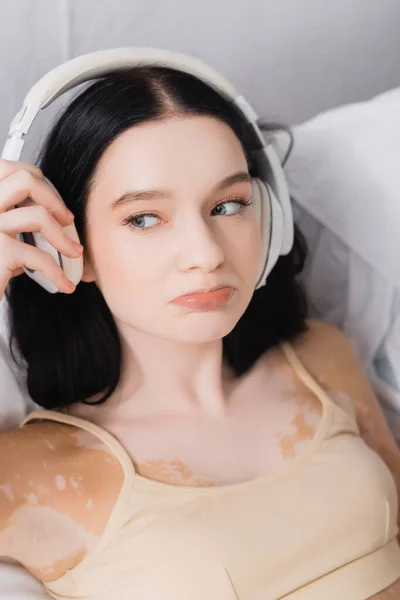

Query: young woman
0 62 400 600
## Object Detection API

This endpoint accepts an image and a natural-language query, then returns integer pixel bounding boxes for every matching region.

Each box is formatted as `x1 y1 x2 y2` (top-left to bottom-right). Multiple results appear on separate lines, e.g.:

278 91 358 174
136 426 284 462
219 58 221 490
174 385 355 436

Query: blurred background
1 0 399 148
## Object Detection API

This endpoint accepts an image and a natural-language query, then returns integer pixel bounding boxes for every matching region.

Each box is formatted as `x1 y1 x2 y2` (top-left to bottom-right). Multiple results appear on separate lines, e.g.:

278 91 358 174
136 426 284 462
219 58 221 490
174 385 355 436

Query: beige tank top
20 342 400 600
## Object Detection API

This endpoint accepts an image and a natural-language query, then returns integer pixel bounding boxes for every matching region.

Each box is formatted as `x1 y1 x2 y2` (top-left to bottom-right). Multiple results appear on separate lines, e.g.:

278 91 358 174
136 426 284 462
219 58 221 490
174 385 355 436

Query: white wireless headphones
1 47 294 293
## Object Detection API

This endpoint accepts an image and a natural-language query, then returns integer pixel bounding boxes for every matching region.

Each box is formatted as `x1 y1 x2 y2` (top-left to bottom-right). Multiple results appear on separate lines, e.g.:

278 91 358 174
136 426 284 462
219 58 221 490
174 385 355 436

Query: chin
171 311 240 344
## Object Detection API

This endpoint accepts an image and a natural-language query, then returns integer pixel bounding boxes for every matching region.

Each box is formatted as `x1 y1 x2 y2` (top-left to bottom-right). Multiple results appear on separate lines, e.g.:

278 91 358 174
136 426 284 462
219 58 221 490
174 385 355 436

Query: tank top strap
20 409 136 548
279 341 360 437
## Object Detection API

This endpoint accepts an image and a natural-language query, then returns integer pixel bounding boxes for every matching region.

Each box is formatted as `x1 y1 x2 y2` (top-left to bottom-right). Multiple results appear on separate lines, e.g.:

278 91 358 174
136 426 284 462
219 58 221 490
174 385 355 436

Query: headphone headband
8 48 249 135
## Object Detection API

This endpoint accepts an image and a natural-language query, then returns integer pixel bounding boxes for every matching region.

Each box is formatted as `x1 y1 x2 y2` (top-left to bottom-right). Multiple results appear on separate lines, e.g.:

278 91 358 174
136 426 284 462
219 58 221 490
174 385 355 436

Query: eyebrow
110 171 251 210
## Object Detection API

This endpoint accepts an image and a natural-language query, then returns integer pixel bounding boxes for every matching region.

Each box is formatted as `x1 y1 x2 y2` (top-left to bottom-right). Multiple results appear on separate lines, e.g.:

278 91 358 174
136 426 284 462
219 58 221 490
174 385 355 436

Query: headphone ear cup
252 179 284 290
262 143 294 255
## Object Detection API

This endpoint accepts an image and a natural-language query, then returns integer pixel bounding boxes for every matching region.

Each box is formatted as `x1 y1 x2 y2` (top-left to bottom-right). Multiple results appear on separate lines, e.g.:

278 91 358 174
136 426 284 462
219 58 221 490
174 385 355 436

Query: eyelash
122 196 255 232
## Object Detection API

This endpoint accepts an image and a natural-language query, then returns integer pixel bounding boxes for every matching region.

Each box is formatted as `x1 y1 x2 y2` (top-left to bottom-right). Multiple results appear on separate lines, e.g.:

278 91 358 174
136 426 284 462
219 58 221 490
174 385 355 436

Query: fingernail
72 241 84 252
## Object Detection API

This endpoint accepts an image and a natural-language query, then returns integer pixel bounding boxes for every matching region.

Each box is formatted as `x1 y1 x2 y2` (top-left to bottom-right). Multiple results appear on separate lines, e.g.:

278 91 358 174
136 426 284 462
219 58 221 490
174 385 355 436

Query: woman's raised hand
0 159 83 300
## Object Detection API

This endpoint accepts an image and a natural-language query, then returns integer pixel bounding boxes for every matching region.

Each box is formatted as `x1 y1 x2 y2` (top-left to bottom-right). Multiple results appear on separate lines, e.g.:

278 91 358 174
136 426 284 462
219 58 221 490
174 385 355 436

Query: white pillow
273 87 400 437
0 558 50 599
282 86 400 286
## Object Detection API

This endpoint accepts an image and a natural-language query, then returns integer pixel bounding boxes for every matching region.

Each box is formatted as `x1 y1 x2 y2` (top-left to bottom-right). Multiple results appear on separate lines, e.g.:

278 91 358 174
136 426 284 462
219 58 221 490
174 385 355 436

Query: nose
177 216 224 274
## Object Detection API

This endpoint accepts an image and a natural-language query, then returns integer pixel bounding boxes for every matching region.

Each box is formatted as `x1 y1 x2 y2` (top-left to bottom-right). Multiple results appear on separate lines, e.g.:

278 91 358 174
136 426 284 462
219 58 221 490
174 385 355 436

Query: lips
178 285 231 297
171 286 235 310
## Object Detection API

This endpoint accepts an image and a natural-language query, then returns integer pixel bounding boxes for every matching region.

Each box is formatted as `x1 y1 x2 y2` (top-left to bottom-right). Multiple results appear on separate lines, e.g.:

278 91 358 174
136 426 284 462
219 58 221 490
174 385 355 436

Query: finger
11 266 24 278
0 205 83 258
0 235 76 296
0 170 74 226
0 159 44 182
0 266 24 293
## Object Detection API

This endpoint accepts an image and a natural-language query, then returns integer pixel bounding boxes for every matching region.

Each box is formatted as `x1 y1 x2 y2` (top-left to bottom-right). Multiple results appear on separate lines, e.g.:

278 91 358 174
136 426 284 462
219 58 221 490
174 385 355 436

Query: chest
73 357 324 487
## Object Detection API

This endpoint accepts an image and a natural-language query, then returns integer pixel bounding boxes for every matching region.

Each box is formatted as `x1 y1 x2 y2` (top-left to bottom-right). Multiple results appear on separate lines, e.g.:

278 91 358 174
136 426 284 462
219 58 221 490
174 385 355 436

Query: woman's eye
212 197 252 216
125 214 161 230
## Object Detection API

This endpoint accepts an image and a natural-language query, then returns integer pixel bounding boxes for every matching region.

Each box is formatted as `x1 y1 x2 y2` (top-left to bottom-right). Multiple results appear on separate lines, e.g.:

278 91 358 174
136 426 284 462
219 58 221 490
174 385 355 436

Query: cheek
229 219 262 282
89 228 159 308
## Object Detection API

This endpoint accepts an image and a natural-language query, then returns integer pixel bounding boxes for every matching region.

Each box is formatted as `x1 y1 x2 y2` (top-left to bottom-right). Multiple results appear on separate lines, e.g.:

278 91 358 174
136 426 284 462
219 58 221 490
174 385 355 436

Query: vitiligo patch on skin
1 504 99 573
26 493 39 504
276 412 320 459
73 429 118 455
55 475 67 491
0 483 14 501
0 420 125 580
136 457 216 487
275 367 323 460
70 477 82 490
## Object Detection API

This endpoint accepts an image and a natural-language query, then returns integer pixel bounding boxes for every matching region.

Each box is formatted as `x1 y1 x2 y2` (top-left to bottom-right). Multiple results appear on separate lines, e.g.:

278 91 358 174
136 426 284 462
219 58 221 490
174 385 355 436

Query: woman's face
83 115 261 343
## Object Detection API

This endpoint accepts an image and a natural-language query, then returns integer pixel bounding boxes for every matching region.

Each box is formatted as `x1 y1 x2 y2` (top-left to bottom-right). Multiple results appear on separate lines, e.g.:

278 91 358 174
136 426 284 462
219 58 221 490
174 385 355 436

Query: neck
113 327 237 420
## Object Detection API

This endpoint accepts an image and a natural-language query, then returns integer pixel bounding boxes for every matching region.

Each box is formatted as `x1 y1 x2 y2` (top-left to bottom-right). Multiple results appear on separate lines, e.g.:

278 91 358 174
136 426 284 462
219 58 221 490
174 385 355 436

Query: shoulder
0 419 124 581
291 326 400 492
293 318 354 355
290 320 397 439
289 319 367 418
291 318 364 385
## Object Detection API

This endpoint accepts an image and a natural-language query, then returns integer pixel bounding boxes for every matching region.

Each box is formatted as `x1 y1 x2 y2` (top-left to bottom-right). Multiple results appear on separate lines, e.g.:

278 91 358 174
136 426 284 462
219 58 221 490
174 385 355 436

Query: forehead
91 115 248 195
